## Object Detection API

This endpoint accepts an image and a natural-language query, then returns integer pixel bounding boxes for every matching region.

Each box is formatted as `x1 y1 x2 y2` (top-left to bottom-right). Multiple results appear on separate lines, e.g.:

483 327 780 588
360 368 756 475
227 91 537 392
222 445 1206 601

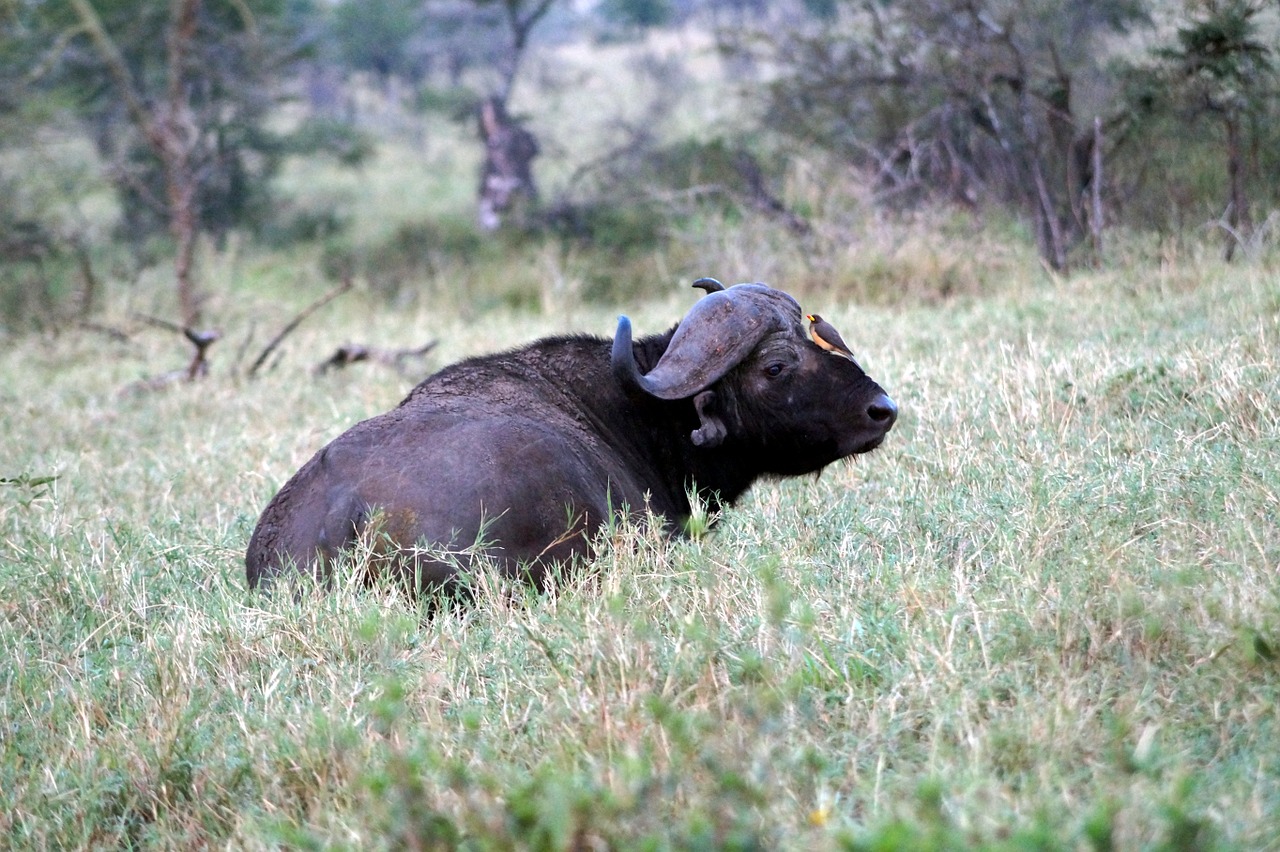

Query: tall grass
2 221 1277 847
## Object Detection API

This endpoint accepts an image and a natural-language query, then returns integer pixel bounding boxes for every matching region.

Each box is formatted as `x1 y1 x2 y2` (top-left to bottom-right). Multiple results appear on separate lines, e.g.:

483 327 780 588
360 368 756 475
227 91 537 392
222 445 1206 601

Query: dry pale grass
2 232 1278 847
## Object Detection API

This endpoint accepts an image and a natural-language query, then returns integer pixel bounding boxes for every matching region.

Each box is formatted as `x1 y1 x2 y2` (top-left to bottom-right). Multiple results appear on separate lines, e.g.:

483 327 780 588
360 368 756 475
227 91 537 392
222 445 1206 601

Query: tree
724 0 1149 270
69 0 205 326
320 0 558 230
3 0 337 327
477 95 540 230
480 0 558 104
599 0 676 32
467 0 559 229
1131 0 1276 259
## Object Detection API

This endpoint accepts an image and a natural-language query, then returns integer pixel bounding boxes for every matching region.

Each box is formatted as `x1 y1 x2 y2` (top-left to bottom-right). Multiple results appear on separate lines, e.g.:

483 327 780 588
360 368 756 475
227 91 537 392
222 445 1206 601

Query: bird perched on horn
806 314 857 361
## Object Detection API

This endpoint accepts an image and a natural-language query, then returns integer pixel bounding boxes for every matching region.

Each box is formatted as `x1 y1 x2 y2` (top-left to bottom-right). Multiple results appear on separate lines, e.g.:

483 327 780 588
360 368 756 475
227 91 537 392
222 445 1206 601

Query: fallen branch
118 330 221 395
229 319 257 376
133 312 186 335
183 326 222 379
315 340 438 376
121 367 192 396
78 320 134 344
128 312 223 386
247 277 354 379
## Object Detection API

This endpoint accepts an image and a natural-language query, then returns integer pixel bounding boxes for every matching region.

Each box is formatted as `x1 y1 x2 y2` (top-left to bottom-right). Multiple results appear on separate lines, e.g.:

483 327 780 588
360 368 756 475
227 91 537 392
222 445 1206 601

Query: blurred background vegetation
1 0 1277 333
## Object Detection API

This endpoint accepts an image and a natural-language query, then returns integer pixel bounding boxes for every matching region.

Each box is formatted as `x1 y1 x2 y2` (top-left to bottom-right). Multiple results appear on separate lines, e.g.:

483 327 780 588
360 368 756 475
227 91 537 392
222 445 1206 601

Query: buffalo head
612 278 897 471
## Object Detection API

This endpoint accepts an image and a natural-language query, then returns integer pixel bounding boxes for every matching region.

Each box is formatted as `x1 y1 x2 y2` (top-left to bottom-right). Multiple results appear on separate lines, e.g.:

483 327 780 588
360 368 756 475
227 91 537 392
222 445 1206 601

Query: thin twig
133 312 187 335
78 321 134 344
248 277 354 379
230 320 258 375
1090 115 1104 267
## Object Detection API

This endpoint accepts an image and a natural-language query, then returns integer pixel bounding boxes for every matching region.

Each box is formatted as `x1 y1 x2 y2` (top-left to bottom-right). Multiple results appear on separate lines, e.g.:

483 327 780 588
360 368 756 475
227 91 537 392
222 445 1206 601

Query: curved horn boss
611 281 802 400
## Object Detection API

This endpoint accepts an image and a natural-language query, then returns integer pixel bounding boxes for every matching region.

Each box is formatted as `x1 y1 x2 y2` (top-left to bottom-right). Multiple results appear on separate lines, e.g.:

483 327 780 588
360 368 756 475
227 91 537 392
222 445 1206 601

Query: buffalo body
245 281 897 595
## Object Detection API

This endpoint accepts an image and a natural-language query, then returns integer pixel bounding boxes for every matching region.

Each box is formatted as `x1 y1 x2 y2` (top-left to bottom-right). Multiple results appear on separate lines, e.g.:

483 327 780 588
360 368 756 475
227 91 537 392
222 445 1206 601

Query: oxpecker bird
806 314 856 361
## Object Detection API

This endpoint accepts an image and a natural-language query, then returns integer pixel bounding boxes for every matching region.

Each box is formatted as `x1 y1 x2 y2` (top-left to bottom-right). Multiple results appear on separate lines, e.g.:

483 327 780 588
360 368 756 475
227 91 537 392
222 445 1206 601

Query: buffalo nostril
867 394 898 427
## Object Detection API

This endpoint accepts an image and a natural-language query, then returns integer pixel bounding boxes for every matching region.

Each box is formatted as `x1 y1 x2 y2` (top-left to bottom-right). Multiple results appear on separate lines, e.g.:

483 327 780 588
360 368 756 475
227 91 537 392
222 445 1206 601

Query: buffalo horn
612 283 799 400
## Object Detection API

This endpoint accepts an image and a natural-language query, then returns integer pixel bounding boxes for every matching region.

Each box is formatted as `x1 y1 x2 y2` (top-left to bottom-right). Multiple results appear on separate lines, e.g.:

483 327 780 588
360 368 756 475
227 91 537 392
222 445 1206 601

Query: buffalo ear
690 390 727 447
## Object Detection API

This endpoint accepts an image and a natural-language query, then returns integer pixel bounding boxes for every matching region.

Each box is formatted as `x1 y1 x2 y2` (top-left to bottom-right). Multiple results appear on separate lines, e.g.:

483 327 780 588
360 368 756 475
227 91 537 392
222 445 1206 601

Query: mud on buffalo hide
245 279 898 597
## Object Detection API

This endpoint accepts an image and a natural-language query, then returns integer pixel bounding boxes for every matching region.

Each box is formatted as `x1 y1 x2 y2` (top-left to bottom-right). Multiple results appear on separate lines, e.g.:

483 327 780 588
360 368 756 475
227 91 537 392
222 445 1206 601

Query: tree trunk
477 96 539 231
1030 158 1066 271
70 0 204 327
1090 115 1104 267
495 0 556 104
1223 111 1250 262
164 0 202 327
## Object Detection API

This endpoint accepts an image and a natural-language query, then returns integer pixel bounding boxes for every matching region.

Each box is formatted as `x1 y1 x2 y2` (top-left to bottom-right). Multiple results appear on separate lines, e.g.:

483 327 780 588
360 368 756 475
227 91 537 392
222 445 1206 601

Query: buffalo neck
584 330 765 521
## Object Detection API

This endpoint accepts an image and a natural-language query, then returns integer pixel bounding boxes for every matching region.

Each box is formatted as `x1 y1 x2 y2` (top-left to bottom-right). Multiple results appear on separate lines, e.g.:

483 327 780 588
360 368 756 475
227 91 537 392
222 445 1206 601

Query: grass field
2 214 1278 848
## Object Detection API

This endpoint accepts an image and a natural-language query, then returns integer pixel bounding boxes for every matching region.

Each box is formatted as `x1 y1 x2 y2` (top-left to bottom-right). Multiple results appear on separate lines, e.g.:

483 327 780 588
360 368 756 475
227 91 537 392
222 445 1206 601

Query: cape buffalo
245 279 897 596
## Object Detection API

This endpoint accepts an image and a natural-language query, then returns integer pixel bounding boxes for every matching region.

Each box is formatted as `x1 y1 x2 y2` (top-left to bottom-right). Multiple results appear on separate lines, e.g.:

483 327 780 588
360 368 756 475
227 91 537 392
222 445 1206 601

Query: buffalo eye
764 362 785 378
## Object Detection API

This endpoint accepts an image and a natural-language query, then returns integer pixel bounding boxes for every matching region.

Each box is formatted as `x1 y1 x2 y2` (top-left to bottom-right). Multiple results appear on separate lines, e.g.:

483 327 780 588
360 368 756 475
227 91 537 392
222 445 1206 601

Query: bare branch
23 22 91 87
122 313 221 391
165 0 202 327
247 278 355 379
133 312 188 335
494 0 557 103
78 321 135 344
1090 115 1104 266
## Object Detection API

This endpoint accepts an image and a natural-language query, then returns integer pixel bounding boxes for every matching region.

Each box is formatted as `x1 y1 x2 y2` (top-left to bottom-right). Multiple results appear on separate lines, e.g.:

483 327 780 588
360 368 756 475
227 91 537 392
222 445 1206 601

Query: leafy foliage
329 0 425 80
1117 0 1279 255
599 0 677 32
723 0 1152 269
1 0 363 249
